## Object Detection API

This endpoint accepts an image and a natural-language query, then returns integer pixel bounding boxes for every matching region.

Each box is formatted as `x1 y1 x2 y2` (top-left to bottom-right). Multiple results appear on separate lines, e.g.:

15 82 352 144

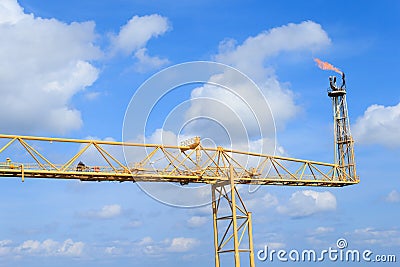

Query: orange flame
314 58 342 74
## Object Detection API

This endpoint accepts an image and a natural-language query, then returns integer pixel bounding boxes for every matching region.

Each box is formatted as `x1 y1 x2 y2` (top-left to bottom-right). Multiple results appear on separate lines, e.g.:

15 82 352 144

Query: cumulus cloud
187 216 208 227
385 190 400 203
133 236 199 257
0 238 84 257
111 14 169 55
81 204 122 219
216 21 330 80
182 21 331 150
84 91 101 101
353 103 400 147
313 226 335 235
0 1 171 135
134 48 169 73
111 14 170 71
245 193 279 210
277 190 336 217
184 74 276 145
143 128 182 146
212 21 330 128
0 0 101 135
166 237 199 253
138 236 154 246
348 227 400 247
104 246 122 255
125 128 189 163
0 0 24 24
0 240 12 256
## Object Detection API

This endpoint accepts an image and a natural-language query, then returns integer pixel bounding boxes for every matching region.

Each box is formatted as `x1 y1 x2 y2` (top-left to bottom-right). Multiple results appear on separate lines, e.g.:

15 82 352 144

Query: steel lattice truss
0 134 358 187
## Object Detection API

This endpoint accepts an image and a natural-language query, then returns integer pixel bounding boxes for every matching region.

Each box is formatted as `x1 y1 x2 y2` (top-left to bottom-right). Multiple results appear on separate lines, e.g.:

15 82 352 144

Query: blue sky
0 0 399 266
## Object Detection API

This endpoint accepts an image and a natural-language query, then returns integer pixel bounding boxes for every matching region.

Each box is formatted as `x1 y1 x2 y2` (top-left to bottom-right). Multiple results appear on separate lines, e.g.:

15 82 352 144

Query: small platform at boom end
328 89 346 97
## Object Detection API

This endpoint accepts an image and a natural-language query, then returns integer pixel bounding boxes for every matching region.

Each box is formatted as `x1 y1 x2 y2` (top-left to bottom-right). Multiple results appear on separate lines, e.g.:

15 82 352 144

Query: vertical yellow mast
328 73 356 181
211 165 255 267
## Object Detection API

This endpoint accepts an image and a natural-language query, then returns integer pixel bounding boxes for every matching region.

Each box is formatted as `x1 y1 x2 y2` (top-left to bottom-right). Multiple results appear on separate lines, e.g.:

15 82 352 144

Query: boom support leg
211 165 255 267
328 79 357 181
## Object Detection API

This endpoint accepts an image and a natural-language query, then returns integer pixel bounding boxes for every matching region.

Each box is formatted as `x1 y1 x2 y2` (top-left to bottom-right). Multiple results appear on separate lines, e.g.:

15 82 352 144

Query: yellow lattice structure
0 134 357 186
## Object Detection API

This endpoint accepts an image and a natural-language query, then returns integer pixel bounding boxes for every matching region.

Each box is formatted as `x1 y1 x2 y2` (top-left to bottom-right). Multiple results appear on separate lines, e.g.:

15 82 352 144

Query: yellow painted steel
230 165 241 267
211 170 256 267
212 184 221 267
0 134 358 186
248 212 255 267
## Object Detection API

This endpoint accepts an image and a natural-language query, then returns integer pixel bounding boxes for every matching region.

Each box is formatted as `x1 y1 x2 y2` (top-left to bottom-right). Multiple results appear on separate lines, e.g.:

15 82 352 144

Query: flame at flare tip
314 58 342 75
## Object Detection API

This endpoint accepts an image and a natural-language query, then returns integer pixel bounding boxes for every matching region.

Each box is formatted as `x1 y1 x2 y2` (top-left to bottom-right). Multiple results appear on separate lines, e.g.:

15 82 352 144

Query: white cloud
0 0 101 134
183 21 331 149
111 14 169 55
184 77 276 144
134 48 169 73
212 21 330 129
313 226 335 235
266 242 286 250
58 239 85 256
84 91 101 100
125 128 189 164
277 190 336 217
128 127 183 147
245 193 279 210
187 216 208 227
18 240 40 254
215 21 330 80
131 236 199 257
0 240 12 256
110 14 170 72
82 204 122 219
145 128 182 146
353 103 400 147
104 246 122 255
166 237 199 253
349 227 400 247
5 238 85 257
385 190 400 203
0 0 25 24
0 2 171 135
138 237 154 246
